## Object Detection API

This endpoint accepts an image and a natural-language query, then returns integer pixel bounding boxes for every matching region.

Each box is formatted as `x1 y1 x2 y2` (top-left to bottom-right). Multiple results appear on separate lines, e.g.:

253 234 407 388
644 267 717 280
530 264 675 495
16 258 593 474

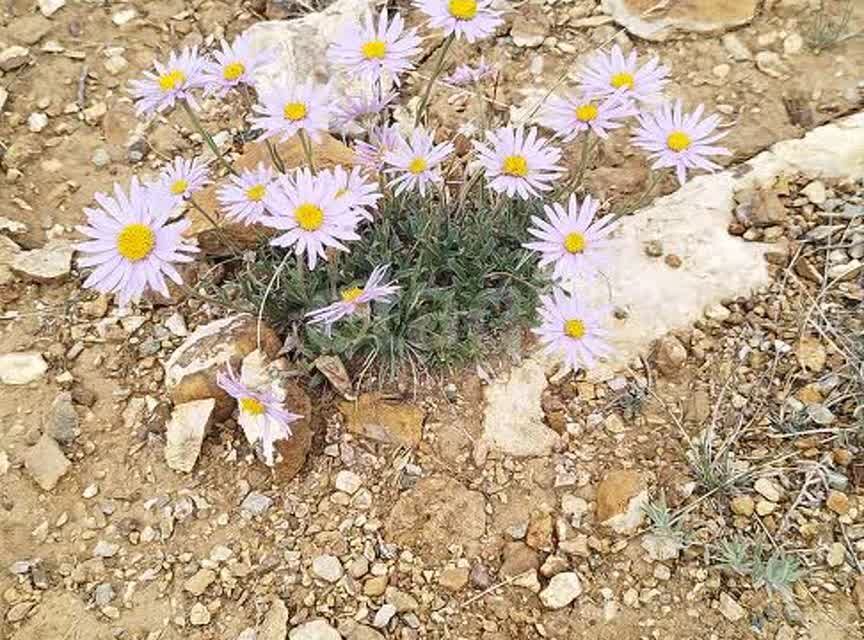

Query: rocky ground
1 1 863 639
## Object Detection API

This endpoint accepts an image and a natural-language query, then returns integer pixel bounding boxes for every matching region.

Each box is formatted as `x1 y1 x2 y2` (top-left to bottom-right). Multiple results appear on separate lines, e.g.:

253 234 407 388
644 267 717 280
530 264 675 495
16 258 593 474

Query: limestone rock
385 476 486 561
164 399 215 473
184 569 216 596
438 567 469 592
602 0 758 41
596 470 647 533
511 16 548 48
718 592 745 622
289 619 341 640
10 240 74 283
189 602 210 626
500 542 540 578
339 393 424 447
749 187 787 228
258 597 289 640
539 572 583 609
23 434 70 490
481 358 560 457
653 334 687 377
338 621 385 640
47 392 78 443
0 352 48 385
312 555 344 583
273 379 313 481
38 0 66 17
165 314 281 421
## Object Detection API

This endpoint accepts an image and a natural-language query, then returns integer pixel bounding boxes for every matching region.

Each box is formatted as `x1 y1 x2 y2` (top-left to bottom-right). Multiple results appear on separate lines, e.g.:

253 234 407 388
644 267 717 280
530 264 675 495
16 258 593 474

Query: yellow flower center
448 0 478 20
341 286 364 303
564 319 586 339
158 70 185 92
611 72 634 90
563 232 586 254
283 102 308 121
575 103 599 122
408 157 427 174
170 179 188 195
116 223 155 262
246 184 266 202
240 397 265 415
502 155 528 177
361 40 387 60
223 61 246 81
667 131 691 152
294 203 324 231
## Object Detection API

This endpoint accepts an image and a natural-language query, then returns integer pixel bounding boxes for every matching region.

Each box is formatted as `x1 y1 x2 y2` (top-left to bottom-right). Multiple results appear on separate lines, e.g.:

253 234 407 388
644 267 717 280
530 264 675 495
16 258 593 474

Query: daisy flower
328 9 422 85
524 194 618 283
250 81 332 143
414 0 504 43
306 264 400 335
384 128 454 196
473 126 563 199
354 124 403 172
327 165 382 221
76 178 199 306
260 168 360 269
444 57 494 86
538 91 637 142
156 156 210 201
533 288 612 372
332 89 398 133
216 363 301 466
577 44 669 105
631 99 731 185
218 163 277 224
129 47 207 115
203 34 276 96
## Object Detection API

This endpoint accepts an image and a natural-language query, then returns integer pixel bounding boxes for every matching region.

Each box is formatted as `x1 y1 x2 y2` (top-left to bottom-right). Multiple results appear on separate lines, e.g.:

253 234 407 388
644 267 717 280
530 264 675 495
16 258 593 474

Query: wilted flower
414 0 504 43
443 57 494 86
216 363 301 466
577 44 669 105
524 194 617 282
383 127 454 196
327 165 382 221
332 89 398 133
156 156 210 201
328 9 422 85
533 288 612 372
473 126 563 199
354 124 403 172
203 34 276 96
260 168 360 269
76 178 198 306
306 264 400 335
218 163 277 224
129 47 207 115
538 91 637 142
631 99 731 184
250 81 332 143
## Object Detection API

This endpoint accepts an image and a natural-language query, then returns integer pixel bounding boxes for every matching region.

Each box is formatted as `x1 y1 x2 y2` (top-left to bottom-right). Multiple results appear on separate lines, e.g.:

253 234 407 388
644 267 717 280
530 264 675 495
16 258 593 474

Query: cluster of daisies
76 0 731 465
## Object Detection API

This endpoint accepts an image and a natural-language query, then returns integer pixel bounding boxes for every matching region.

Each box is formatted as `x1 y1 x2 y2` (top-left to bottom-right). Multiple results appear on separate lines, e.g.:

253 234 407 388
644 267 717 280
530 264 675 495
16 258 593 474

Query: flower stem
188 197 241 254
415 33 455 127
266 139 286 173
180 100 237 176
257 253 291 349
571 134 595 192
298 129 316 172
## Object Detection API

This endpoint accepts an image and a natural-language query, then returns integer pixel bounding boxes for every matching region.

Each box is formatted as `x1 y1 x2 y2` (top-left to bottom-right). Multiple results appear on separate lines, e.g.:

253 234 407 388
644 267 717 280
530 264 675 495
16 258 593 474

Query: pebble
539 572 583 609
730 495 754 517
722 33 752 61
165 399 215 473
27 112 48 133
38 0 66 17
312 555 344 583
92 540 119 558
82 483 98 498
438 567 469 591
783 33 804 55
289 620 340 640
111 8 137 25
704 303 731 322
241 490 273 516
826 542 845 567
802 181 827 205
826 490 849 515
189 602 210 626
0 46 29 71
756 499 776 516
718 592 745 622
755 51 784 78
23 434 70 491
104 56 128 75
372 604 397 628
334 470 362 495
754 477 781 502
0 352 48 385
94 583 115 606
712 64 731 79
184 568 216 596
91 148 111 168
49 392 79 443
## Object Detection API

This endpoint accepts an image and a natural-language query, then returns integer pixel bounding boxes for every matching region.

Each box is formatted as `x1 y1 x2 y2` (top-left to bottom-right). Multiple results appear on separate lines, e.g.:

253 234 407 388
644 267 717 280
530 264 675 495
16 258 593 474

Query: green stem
415 33 455 127
298 129 316 172
571 134 594 192
266 139 286 173
180 100 237 176
188 197 241 254
257 253 291 350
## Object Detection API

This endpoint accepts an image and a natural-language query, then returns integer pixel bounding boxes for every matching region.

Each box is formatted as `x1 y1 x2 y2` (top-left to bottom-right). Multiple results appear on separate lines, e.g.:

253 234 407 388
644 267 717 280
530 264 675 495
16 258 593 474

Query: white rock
0 352 48 385
258 597 288 640
27 112 48 133
241 491 273 516
189 602 211 626
289 619 340 640
0 87 8 111
165 312 188 337
481 358 560 456
93 540 119 558
10 240 74 283
334 470 362 494
0 450 9 475
23 434 70 490
38 0 66 17
783 33 803 55
104 56 128 75
164 399 215 473
539 572 583 609
718 592 746 622
601 0 757 41
372 604 397 628
311 555 344 583
801 180 827 205
722 33 752 60
111 8 137 25
754 477 781 502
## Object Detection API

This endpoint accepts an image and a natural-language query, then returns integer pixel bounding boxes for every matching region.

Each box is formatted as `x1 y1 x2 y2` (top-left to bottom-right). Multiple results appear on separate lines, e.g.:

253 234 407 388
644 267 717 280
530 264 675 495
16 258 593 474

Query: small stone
27 112 48 133
826 491 849 515
10 241 74 283
512 569 542 593
653 564 672 581
539 572 583 609
719 592 745 622
510 17 548 48
596 470 647 533
103 56 128 75
539 555 569 578
801 181 827 205
0 451 8 476
372 604 397 628
722 33 752 60
91 148 111 168
6 602 35 622
111 8 137 25
241 491 273 516
189 602 211 626
783 33 803 55
334 470 362 495
756 499 776 516
258 597 289 640
712 63 731 78
165 312 188 337
38 0 66 17
754 477 781 502
93 540 119 558
644 240 663 257
82 483 98 499
289 620 340 640
469 563 492 589
164 399 215 473
0 46 29 71
654 335 687 376
312 555 344 583
755 51 785 78
704 303 731 322
184 569 216 596
0 352 48 385
826 542 845 567
438 567 469 592
730 495 754 517
94 583 115 606
210 545 233 562
48 392 78 443
807 404 835 426
339 393 424 447
23 434 70 491
749 187 787 227
364 575 388 596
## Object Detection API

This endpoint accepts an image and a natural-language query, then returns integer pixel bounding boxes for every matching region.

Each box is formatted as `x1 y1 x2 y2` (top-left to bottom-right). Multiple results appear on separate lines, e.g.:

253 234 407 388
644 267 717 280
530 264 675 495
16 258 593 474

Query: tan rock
500 542 540 578
23 434 70 490
795 336 826 373
730 495 754 517
339 393 424 447
826 490 849 515
188 134 354 254
438 567 469 592
272 380 314 482
596 470 646 529
602 0 758 41
654 334 687 377
165 314 281 421
165 399 215 473
526 511 554 551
